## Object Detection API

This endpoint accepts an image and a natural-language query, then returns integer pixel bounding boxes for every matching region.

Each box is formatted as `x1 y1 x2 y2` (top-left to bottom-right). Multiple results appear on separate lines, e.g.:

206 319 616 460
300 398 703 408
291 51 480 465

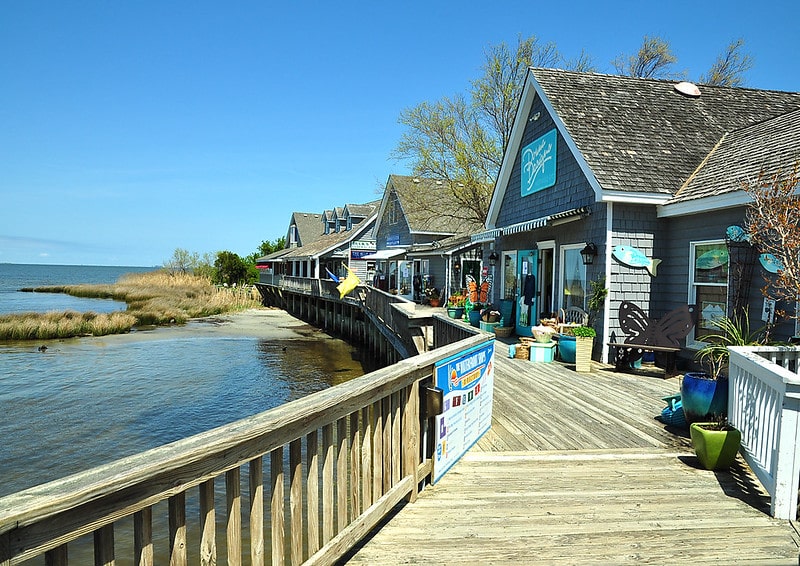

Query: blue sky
2 1 798 267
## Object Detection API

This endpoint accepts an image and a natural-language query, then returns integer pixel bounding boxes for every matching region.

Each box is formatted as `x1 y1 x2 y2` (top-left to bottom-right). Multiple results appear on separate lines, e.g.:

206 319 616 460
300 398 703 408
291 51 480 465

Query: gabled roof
281 213 377 261
488 69 800 225
379 175 484 236
668 108 800 205
344 200 380 218
289 212 324 247
530 68 800 196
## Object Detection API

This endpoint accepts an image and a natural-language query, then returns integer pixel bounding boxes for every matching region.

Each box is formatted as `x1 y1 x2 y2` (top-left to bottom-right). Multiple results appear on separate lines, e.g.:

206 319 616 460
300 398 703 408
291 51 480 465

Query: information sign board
432 340 495 483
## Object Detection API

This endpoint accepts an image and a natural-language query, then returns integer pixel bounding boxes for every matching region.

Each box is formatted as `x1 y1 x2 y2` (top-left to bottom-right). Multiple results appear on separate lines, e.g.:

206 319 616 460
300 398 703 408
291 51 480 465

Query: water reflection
0 334 366 498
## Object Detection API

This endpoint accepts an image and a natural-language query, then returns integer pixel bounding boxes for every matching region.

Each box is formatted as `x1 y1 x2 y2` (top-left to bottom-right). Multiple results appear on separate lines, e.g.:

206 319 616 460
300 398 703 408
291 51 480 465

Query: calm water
0 263 155 315
0 264 366 498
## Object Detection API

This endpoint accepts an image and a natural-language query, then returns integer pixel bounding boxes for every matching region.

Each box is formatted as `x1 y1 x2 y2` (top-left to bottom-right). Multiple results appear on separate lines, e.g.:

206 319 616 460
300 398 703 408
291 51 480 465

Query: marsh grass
3 271 263 341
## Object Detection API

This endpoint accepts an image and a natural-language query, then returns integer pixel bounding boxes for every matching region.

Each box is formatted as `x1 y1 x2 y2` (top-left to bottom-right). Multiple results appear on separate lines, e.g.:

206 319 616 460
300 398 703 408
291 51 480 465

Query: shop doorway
516 249 538 337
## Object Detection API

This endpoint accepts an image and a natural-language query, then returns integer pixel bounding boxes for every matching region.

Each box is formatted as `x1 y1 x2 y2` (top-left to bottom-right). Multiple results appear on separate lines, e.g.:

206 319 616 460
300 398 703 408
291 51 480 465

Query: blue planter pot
558 334 576 363
447 307 465 319
468 309 482 327
680 372 728 425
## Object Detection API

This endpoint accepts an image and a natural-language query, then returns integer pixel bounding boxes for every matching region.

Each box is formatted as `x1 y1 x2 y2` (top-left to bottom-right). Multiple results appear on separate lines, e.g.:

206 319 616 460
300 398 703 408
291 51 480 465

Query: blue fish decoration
612 245 662 277
726 225 749 243
759 253 784 274
696 248 729 270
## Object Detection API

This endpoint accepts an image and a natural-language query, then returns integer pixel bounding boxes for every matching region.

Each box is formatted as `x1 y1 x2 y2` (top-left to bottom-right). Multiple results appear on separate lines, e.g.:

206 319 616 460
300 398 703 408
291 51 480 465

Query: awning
360 248 407 260
471 229 502 243
501 216 548 235
497 206 591 235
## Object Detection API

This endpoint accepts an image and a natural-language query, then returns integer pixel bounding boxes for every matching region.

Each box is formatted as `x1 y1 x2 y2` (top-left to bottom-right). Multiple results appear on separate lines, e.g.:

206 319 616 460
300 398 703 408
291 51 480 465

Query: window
388 195 399 225
560 244 587 310
689 240 729 344
289 224 298 245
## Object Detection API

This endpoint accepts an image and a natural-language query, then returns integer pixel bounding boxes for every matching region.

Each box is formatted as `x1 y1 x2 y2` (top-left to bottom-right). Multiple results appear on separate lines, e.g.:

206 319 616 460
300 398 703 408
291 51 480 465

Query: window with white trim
688 240 729 345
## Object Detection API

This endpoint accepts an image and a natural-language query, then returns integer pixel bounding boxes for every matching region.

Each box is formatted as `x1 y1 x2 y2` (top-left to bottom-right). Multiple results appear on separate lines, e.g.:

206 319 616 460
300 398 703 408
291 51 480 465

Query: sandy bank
65 307 324 348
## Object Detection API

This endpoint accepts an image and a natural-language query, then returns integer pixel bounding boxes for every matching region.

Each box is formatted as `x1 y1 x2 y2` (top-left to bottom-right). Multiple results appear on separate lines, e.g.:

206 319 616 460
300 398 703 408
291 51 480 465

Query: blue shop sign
521 128 557 196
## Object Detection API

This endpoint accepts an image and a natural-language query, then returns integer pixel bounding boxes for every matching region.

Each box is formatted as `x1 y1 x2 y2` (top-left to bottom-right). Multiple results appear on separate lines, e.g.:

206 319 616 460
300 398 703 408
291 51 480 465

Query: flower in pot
683 311 766 424
572 325 596 373
425 287 441 307
690 416 741 470
446 295 466 319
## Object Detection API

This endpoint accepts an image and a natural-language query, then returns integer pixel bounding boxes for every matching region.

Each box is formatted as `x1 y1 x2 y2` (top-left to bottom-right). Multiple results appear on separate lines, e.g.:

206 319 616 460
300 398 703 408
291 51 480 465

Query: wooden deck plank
344 451 798 564
343 344 799 564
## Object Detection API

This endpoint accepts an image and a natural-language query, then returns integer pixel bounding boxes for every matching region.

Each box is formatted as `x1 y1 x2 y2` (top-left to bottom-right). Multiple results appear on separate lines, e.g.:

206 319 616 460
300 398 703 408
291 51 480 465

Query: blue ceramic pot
680 372 728 424
468 309 482 327
558 334 576 363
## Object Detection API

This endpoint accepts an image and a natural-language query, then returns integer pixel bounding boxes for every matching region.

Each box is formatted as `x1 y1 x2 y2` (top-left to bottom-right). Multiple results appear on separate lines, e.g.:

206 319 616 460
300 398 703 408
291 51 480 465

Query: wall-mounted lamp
489 252 499 266
453 261 461 274
580 242 598 265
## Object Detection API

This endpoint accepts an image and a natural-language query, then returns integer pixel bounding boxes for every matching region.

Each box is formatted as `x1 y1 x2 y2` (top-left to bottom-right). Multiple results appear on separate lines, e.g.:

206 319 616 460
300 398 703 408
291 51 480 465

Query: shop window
689 240 729 345
560 244 587 310
502 252 517 299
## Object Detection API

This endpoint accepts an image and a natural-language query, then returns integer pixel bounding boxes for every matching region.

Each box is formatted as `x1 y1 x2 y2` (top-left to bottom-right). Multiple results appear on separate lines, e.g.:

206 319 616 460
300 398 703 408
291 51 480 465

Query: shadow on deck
343 343 800 564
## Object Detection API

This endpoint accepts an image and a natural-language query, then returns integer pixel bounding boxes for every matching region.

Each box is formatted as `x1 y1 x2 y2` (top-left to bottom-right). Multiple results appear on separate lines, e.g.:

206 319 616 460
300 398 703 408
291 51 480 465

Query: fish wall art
612 245 662 277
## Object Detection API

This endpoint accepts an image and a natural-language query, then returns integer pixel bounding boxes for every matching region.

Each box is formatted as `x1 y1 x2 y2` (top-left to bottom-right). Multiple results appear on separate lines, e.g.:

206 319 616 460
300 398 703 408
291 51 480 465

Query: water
0 264 367 498
0 263 154 314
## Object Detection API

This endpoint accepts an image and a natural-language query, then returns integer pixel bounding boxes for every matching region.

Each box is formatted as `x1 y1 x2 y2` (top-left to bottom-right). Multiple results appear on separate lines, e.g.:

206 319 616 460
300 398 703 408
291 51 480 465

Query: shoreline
4 307 328 350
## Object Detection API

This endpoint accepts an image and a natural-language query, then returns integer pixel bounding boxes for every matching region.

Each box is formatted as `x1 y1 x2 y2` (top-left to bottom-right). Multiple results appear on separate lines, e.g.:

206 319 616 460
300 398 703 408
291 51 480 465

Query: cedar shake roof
670 108 800 204
530 68 800 196
345 200 380 218
389 175 484 235
290 212 323 248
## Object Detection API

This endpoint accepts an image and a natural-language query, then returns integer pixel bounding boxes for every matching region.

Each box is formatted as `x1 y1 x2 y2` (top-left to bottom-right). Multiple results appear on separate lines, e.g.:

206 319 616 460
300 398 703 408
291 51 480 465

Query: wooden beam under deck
344 344 800 564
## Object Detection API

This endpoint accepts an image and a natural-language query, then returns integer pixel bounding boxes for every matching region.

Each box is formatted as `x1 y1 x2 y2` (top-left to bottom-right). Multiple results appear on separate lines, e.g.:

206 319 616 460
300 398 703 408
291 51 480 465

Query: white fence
727 346 800 520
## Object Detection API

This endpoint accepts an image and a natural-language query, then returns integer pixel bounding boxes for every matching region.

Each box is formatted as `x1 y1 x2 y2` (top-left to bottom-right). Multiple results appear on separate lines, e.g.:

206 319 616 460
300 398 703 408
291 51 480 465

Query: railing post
772 387 800 519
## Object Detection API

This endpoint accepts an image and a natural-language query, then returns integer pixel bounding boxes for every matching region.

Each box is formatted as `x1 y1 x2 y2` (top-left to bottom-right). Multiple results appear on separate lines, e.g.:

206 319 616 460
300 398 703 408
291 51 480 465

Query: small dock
344 344 800 564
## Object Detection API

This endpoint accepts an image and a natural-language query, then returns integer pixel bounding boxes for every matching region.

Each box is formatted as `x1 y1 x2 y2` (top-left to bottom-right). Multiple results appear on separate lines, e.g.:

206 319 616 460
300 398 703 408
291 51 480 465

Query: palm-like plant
695 309 766 379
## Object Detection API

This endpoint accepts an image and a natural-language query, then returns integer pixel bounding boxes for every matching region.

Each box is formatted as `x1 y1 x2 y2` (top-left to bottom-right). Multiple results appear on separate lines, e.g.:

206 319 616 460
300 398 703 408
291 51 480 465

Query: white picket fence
727 346 800 520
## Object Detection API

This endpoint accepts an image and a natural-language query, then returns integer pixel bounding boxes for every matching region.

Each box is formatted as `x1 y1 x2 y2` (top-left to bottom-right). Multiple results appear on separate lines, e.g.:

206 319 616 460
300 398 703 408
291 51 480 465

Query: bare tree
612 35 678 78
744 163 800 322
699 38 753 87
394 35 588 225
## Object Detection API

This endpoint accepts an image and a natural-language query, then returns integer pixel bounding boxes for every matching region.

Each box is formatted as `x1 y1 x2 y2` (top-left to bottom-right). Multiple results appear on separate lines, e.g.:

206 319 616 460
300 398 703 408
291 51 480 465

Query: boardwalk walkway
344 342 800 564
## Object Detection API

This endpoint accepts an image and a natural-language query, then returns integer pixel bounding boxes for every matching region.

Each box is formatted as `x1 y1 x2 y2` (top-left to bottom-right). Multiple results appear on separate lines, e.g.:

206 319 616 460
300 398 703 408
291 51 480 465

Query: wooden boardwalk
344 343 800 564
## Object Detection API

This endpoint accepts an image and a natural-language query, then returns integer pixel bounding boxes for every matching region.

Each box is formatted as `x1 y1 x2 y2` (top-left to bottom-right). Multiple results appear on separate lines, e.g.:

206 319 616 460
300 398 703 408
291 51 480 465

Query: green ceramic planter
690 422 741 470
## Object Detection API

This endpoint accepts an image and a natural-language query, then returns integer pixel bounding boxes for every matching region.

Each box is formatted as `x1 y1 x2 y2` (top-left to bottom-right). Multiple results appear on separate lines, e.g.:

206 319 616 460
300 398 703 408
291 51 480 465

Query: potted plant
573 325 596 372
446 295 466 319
425 287 441 307
468 302 483 327
682 310 765 424
690 416 742 470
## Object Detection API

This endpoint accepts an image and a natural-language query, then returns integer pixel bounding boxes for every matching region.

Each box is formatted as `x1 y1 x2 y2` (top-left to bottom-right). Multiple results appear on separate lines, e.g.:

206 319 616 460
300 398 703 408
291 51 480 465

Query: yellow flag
336 265 361 299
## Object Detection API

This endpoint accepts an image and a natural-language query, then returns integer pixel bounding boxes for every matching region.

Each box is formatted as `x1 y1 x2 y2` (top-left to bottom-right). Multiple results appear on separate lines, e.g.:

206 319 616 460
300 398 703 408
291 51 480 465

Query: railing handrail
728 346 800 520
0 332 490 564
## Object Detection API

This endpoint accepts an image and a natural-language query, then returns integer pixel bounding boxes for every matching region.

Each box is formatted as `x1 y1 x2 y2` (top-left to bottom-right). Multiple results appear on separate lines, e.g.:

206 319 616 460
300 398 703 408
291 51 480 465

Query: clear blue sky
2 1 798 267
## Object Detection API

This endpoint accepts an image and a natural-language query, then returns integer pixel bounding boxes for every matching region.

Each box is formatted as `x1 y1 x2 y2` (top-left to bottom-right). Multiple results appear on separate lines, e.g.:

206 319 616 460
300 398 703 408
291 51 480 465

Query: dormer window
289 224 298 245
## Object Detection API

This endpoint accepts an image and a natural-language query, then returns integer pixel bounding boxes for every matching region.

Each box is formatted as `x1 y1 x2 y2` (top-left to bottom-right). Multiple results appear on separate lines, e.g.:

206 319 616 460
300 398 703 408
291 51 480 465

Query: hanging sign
432 341 495 483
521 128 557 196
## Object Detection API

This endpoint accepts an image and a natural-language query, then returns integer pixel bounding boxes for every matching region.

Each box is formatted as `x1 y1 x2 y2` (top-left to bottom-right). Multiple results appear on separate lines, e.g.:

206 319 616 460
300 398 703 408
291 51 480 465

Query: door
399 260 413 300
516 249 538 337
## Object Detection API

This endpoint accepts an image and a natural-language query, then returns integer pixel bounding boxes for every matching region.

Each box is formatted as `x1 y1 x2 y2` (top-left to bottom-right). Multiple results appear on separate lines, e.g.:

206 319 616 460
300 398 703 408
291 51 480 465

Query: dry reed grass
2 271 262 341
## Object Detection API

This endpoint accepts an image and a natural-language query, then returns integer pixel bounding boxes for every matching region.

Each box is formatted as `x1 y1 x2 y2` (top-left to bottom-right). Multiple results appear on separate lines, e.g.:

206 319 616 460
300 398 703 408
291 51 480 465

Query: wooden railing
0 333 492 565
728 346 800 520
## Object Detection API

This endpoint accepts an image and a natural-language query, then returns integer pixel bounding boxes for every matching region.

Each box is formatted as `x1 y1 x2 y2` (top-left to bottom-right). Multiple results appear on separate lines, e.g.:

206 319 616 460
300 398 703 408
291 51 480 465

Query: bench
607 301 696 378
606 342 680 376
